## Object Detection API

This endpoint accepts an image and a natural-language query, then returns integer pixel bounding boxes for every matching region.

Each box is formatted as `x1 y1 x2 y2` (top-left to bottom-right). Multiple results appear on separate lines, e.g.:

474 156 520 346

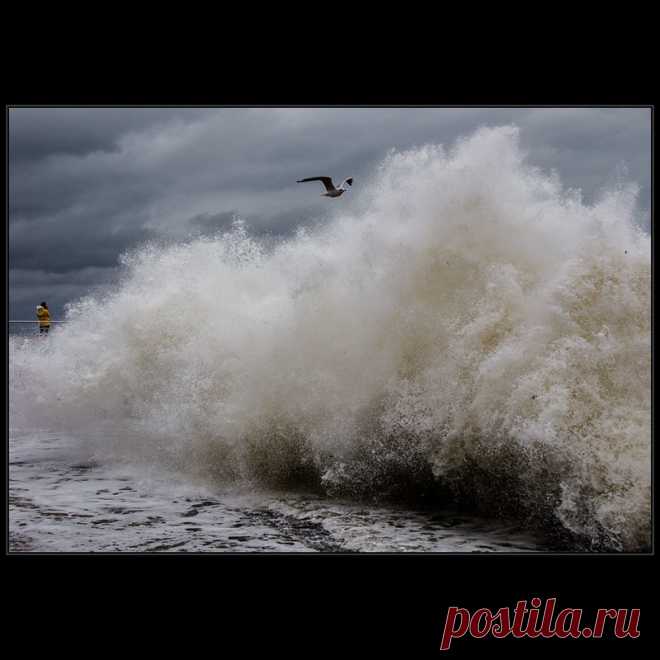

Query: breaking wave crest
10 126 651 551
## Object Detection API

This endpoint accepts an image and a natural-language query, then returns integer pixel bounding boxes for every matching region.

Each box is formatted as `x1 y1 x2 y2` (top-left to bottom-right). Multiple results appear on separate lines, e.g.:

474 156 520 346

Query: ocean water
9 126 651 552
9 431 547 552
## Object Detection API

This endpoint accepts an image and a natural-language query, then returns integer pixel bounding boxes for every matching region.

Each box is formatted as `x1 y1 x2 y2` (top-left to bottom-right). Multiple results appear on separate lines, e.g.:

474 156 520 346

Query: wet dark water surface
10 432 549 553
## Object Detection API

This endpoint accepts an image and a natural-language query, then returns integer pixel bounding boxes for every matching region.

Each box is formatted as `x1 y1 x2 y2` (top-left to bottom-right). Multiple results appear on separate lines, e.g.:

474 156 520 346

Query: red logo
440 598 640 651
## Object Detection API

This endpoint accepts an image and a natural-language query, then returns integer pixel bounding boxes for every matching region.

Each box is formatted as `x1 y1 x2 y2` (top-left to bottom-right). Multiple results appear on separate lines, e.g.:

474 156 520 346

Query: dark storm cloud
9 217 157 272
188 210 238 235
9 267 119 321
8 107 651 320
9 108 217 163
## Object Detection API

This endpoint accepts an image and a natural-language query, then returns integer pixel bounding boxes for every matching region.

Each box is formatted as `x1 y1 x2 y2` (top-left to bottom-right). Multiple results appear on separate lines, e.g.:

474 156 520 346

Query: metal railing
9 320 66 323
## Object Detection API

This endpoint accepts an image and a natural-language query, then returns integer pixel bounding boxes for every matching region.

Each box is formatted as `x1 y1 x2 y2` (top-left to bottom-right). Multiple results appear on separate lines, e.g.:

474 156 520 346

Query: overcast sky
8 107 651 320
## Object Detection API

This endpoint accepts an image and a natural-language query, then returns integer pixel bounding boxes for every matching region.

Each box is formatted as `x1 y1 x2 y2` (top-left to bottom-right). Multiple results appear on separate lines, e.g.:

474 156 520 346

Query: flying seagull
297 176 353 198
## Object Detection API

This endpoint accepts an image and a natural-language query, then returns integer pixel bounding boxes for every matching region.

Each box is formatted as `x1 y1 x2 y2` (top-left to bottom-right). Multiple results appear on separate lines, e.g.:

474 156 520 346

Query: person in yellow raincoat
36 301 51 334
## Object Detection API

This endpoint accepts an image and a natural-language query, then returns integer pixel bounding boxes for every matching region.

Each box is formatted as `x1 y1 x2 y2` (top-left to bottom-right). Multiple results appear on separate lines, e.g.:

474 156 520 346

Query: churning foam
9 126 651 550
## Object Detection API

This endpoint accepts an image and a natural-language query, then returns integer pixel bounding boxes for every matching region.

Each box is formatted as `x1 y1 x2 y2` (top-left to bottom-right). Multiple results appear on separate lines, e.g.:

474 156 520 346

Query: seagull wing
340 177 353 189
296 176 336 192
